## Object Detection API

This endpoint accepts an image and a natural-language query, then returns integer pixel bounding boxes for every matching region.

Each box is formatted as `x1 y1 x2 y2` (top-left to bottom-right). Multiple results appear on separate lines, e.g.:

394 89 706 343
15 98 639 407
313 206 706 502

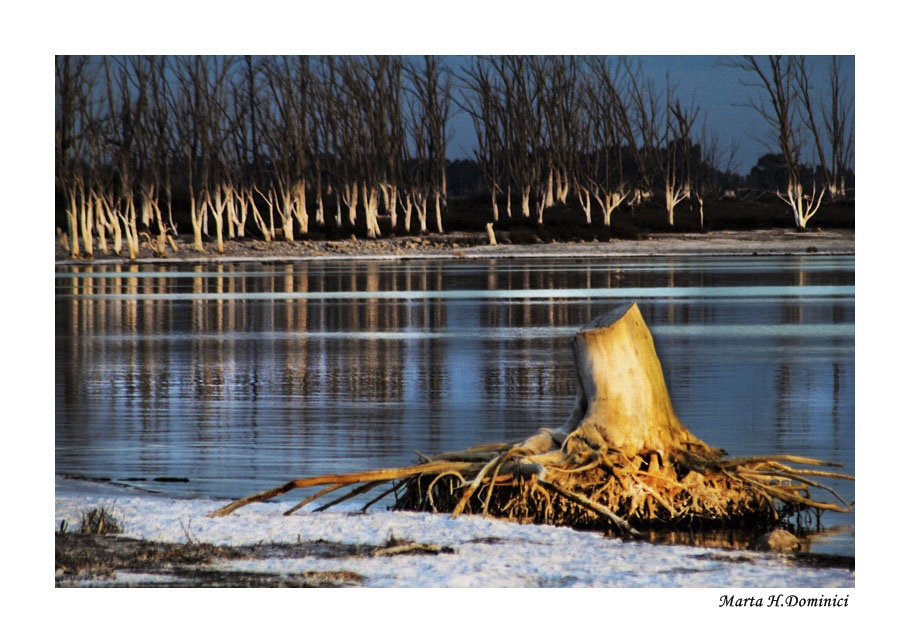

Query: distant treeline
56 55 854 259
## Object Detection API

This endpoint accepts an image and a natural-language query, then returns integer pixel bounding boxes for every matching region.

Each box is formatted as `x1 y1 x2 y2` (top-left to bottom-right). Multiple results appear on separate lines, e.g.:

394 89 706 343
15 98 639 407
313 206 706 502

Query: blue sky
442 55 855 174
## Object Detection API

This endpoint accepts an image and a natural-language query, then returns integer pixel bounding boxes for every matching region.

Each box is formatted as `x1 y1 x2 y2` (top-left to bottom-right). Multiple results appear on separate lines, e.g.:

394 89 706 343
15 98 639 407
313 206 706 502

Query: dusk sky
442 54 855 174
40 3 857 179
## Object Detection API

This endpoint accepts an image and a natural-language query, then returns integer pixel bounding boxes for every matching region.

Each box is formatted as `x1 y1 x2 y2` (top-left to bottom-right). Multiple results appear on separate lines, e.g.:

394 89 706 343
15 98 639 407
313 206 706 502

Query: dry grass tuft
78 506 124 535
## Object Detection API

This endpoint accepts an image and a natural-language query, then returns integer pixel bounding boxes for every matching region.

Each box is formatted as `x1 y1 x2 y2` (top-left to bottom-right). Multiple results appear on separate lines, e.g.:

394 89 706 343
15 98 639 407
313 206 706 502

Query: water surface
55 255 854 553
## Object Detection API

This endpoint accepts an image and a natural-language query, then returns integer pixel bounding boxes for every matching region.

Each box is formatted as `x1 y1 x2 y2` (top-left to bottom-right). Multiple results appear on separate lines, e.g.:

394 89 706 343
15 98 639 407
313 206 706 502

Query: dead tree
405 56 450 234
56 55 96 259
458 57 506 222
737 55 825 229
578 57 633 228
796 56 854 200
211 304 853 538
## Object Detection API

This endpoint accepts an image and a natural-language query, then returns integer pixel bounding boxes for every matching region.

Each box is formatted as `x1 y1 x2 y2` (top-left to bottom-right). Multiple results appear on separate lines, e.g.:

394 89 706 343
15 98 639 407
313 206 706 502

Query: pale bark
486 222 497 245
433 190 444 233
343 182 359 229
593 186 630 228
402 191 413 233
664 181 689 227
210 186 227 254
362 183 381 238
66 192 81 259
293 180 308 236
779 181 824 230
558 303 719 460
520 185 531 219
577 185 593 225
78 185 94 258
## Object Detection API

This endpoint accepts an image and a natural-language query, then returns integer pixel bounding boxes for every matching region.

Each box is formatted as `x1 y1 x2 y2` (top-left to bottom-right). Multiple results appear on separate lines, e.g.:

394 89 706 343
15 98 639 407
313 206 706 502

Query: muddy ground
55 532 454 588
55 529 854 588
56 227 855 265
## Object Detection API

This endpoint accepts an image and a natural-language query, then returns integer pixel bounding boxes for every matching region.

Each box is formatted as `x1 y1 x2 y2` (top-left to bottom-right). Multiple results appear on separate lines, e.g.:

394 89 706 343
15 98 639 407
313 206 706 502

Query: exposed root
207 461 475 517
210 440 852 541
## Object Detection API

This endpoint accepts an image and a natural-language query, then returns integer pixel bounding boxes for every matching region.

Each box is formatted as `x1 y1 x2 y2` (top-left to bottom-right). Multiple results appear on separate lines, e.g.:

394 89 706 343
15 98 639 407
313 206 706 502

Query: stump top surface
580 303 639 333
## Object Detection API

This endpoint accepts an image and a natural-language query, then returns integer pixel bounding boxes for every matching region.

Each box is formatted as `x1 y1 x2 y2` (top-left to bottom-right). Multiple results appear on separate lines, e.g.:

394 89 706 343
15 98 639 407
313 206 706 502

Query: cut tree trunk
210 303 853 538
558 304 721 462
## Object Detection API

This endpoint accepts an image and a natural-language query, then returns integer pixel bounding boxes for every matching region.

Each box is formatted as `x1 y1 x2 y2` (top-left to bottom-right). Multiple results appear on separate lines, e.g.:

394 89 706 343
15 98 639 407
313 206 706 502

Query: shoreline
55 476 854 589
55 228 855 267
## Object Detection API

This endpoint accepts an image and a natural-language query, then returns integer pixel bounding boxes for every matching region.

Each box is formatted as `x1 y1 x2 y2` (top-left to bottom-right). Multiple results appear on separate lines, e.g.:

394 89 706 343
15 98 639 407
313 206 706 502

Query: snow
55 476 853 589
48 475 871 640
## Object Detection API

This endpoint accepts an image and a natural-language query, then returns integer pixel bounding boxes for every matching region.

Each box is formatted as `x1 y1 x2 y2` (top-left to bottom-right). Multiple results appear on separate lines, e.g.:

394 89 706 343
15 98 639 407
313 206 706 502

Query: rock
750 529 800 553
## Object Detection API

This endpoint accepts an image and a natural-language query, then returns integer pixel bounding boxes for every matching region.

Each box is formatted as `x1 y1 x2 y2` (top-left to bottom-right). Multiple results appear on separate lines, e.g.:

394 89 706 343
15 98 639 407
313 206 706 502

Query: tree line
55 55 854 259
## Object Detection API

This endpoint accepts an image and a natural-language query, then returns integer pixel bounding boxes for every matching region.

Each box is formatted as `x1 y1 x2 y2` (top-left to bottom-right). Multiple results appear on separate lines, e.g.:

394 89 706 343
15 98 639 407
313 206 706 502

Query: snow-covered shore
55 476 853 589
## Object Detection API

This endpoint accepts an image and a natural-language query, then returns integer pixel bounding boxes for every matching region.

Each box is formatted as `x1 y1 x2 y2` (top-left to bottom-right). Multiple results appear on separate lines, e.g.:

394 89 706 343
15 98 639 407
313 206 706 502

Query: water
55 255 854 554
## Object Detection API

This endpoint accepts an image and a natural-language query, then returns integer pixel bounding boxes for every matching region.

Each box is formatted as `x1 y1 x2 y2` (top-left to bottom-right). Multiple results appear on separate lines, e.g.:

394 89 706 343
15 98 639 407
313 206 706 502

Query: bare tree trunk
577 185 593 225
558 303 720 460
211 185 226 254
79 195 94 258
696 192 705 228
593 187 629 228
92 192 107 253
414 191 428 233
359 183 381 238
278 187 295 241
66 191 81 259
294 180 308 236
779 181 824 229
664 181 689 227
190 191 205 253
544 168 555 208
343 182 359 229
433 190 444 233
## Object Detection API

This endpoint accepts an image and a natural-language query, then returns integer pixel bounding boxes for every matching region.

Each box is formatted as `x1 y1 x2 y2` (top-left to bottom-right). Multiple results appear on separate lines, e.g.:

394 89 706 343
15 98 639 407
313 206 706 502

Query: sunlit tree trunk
559 303 719 460
189 188 205 253
294 180 308 236
279 188 295 242
520 185 531 219
210 185 226 254
664 181 689 227
594 187 630 228
362 182 381 238
433 190 444 233
343 182 359 229
577 184 593 225
402 191 413 233
66 189 81 259
779 181 824 229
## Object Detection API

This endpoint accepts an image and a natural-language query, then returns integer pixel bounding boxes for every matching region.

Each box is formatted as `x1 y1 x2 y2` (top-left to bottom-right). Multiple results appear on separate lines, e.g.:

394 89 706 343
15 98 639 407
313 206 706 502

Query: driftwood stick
314 480 387 513
284 483 346 516
209 461 476 517
723 454 845 469
361 479 409 513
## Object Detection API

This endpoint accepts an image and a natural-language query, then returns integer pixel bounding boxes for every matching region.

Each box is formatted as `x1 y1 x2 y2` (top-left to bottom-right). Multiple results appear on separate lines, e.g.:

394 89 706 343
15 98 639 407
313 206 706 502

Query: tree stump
557 303 722 462
211 303 853 540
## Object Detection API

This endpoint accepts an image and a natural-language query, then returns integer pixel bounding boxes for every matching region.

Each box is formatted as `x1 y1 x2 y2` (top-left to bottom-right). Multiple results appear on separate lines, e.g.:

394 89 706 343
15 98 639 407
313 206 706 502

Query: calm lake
55 255 855 554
